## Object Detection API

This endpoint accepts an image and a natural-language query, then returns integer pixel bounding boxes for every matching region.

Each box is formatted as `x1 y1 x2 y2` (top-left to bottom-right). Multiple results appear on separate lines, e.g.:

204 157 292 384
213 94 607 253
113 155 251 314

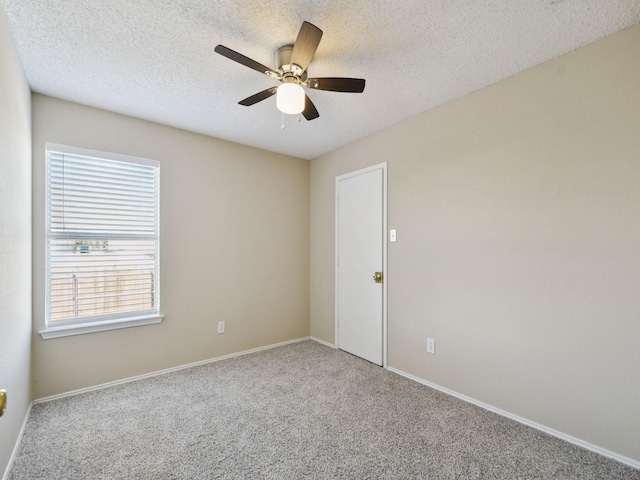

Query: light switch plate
390 229 397 242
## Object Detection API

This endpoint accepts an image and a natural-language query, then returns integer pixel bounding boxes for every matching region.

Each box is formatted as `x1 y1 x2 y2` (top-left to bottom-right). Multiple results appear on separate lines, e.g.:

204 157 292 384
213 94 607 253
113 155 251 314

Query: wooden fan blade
238 87 278 106
215 45 280 78
290 21 323 73
307 77 366 93
302 95 319 121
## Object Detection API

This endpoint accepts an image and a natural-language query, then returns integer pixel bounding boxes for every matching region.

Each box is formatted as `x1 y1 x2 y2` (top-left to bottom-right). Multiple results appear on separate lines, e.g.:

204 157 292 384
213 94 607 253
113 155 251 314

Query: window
41 143 161 339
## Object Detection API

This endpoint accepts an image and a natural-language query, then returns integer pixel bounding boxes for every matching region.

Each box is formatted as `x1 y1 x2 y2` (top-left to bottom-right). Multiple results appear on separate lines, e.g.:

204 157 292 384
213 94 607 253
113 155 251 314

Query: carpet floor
7 340 640 479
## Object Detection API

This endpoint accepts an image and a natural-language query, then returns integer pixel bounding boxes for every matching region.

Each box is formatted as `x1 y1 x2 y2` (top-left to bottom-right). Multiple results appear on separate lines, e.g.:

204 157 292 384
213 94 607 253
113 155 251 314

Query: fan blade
215 45 280 78
239 87 278 106
290 21 323 73
307 77 366 93
302 95 319 121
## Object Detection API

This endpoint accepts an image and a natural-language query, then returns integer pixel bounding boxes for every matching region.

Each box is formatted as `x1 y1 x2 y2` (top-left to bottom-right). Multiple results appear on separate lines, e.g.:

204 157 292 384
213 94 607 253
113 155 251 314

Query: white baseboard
310 336 337 349
387 366 640 471
2 402 32 480
34 337 311 404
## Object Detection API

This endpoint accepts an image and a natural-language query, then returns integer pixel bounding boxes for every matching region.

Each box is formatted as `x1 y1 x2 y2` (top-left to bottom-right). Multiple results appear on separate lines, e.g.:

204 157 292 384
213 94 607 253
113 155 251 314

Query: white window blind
46 144 160 328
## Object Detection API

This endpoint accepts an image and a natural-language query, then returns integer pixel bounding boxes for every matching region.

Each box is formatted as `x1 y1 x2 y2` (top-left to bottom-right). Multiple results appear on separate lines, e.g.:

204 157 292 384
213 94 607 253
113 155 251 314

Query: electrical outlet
217 321 225 334
426 338 435 354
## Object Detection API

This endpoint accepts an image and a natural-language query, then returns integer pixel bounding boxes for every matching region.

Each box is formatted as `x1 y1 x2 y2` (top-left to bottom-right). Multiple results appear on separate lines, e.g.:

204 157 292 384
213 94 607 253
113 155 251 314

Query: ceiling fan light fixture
215 21 364 121
276 83 305 115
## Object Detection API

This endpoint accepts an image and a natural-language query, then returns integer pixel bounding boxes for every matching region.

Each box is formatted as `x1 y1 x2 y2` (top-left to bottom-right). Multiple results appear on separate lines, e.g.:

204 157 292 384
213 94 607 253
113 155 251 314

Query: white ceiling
2 1 639 160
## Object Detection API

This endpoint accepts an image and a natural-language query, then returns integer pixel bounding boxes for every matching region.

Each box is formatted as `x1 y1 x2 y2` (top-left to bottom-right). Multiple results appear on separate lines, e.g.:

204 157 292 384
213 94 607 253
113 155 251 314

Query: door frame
335 162 388 368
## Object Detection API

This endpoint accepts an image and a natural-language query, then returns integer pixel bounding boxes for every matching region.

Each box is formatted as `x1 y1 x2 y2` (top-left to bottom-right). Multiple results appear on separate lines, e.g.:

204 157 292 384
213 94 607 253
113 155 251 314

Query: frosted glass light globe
276 83 305 115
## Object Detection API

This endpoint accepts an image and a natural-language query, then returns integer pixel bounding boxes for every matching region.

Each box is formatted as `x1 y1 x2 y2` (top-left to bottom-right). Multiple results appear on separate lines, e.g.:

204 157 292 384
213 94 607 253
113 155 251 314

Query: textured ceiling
2 1 640 160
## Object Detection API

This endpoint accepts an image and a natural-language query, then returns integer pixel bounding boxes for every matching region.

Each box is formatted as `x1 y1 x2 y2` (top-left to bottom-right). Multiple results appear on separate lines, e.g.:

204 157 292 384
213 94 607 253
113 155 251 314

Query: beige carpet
8 340 640 479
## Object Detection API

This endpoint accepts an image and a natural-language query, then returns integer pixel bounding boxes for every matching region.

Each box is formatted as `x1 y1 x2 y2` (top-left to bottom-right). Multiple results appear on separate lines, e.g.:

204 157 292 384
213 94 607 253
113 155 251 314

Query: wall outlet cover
427 338 435 354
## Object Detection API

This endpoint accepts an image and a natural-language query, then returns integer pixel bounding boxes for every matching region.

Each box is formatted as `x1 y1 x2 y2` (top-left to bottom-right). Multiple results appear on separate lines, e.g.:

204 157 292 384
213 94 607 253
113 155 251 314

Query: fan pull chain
281 113 303 129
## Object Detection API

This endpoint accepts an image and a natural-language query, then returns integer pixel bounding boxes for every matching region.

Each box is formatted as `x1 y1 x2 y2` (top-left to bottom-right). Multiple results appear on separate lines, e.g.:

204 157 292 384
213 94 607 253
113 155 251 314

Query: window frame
40 143 163 339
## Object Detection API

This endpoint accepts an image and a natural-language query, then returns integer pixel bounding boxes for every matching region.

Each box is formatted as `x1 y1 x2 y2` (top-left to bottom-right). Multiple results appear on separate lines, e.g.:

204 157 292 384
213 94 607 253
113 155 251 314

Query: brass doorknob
0 390 6 417
373 272 383 284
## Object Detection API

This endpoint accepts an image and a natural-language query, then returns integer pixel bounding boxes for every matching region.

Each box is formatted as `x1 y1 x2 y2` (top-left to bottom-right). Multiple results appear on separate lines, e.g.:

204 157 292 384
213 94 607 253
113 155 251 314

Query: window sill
39 314 164 340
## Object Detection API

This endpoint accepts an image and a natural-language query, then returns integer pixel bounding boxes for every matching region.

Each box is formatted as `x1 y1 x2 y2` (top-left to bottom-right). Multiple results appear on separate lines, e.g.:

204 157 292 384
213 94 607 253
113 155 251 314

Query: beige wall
0 7 32 476
310 24 640 462
32 95 310 398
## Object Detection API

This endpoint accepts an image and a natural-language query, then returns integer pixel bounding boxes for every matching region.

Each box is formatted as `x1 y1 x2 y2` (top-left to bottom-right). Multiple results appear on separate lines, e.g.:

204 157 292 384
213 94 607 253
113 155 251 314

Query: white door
336 164 385 366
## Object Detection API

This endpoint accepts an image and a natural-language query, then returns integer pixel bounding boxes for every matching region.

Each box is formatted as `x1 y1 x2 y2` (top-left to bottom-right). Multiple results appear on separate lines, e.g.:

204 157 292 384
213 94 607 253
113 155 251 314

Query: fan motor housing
276 45 307 82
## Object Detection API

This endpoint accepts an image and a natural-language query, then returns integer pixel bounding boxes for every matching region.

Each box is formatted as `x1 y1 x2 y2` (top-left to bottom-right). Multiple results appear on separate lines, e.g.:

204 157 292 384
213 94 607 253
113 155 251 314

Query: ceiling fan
214 21 366 121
